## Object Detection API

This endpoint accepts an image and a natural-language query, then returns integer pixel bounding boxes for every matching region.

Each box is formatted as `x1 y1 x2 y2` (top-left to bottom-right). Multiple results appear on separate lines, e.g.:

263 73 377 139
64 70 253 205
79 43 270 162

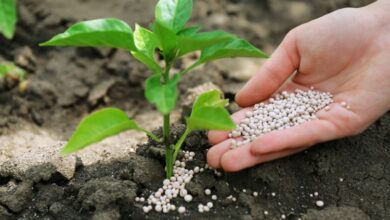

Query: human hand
207 1 390 171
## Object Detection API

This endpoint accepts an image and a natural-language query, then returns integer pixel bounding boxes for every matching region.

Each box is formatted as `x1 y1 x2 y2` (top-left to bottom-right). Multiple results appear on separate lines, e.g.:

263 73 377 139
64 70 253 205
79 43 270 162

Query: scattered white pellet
314 192 319 197
211 195 218 200
143 206 151 213
207 202 213 208
281 214 286 219
178 206 186 213
271 192 276 197
205 189 211 195
194 166 200 173
339 178 344 182
253 192 258 197
264 210 269 215
184 194 193 202
155 205 162 212
316 200 325 207
242 189 247 193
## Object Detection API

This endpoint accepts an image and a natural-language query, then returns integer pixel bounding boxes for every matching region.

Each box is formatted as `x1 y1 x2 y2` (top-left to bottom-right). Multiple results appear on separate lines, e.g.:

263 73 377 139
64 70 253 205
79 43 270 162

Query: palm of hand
207 8 390 171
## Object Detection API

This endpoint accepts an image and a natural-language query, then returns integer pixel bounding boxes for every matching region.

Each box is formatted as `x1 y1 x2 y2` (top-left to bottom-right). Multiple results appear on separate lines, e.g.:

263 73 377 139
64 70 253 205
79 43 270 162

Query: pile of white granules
135 151 220 214
229 88 334 148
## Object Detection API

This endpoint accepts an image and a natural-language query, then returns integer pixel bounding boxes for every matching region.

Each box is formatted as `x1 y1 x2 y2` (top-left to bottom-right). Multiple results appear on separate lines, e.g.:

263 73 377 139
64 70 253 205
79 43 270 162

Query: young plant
40 0 267 177
0 62 27 92
0 62 25 80
0 0 17 39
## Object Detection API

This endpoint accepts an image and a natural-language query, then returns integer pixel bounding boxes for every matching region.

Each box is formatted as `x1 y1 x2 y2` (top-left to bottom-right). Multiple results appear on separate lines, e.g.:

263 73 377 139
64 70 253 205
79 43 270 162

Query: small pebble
205 189 211 195
211 195 218 200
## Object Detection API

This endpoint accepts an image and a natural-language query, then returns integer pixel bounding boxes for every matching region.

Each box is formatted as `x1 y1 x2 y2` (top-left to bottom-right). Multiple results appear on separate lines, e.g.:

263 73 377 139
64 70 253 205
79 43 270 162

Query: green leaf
0 0 17 39
40 18 136 51
132 24 161 73
177 31 236 56
155 0 193 32
134 24 159 59
177 25 200 36
145 74 180 114
197 38 268 64
153 22 178 61
62 108 139 154
0 63 25 80
187 90 236 131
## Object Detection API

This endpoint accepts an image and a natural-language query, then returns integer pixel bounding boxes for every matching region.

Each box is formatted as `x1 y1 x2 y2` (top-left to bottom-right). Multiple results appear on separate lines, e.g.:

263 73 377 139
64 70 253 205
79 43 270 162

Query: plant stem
172 127 191 163
162 60 173 177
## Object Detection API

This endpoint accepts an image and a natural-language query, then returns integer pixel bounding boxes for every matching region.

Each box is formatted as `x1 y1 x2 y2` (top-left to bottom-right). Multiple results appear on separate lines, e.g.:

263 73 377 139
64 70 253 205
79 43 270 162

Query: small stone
211 195 218 200
205 188 211 195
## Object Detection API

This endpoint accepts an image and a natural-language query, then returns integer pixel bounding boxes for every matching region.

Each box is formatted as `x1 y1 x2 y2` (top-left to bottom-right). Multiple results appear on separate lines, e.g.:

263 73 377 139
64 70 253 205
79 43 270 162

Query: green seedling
0 0 17 39
40 0 267 177
0 62 25 81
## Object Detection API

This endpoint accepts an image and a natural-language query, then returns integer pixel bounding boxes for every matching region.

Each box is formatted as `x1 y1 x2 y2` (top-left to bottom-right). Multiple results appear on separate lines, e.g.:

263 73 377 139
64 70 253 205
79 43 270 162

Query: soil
1 0 388 220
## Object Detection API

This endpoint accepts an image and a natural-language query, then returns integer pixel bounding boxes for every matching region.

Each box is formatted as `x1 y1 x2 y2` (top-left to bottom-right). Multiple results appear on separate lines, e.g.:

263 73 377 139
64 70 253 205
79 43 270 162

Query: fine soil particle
1 0 387 219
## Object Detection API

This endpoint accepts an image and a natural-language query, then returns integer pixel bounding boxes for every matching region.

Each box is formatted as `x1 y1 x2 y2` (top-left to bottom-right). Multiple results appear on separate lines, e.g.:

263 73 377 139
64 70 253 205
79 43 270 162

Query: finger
236 30 300 107
220 143 308 172
207 138 233 169
208 107 252 145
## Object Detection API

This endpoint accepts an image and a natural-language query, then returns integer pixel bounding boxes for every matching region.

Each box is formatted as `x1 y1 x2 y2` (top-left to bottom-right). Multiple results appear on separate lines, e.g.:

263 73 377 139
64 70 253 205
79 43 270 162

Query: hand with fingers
207 0 390 172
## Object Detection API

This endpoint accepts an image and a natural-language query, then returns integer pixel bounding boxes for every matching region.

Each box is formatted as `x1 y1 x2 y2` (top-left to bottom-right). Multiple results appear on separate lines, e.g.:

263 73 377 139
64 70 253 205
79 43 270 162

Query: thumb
236 30 300 107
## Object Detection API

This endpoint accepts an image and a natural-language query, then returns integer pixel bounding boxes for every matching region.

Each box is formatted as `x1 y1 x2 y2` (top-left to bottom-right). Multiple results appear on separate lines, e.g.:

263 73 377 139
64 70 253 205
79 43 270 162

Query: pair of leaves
145 74 180 114
0 0 17 39
187 90 235 131
62 91 236 155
